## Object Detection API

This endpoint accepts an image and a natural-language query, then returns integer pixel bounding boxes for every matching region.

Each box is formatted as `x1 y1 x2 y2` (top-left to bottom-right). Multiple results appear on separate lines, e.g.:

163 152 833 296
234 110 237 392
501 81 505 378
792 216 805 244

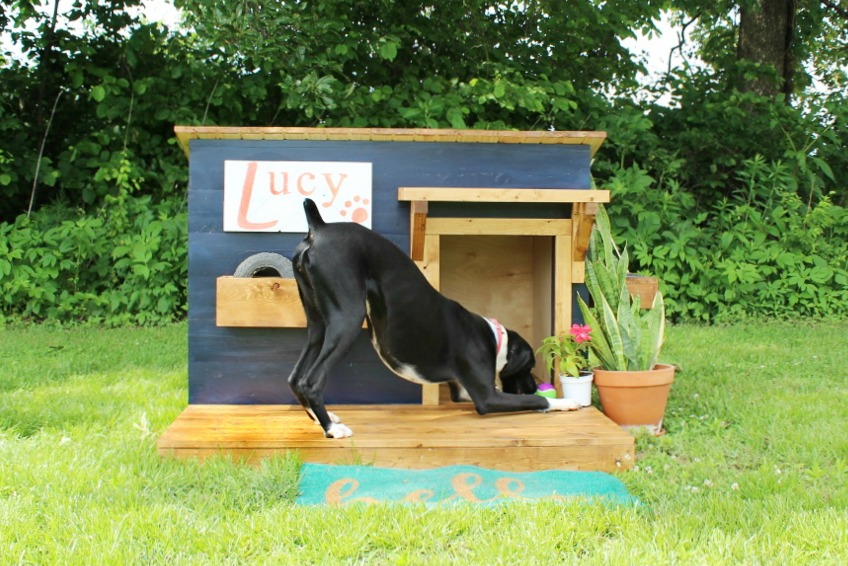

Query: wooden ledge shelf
216 276 306 327
157 404 635 472
216 276 371 328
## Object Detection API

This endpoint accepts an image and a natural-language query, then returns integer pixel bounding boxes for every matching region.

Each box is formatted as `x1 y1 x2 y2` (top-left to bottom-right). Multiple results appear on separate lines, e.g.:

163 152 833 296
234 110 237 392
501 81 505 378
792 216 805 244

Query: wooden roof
174 126 606 158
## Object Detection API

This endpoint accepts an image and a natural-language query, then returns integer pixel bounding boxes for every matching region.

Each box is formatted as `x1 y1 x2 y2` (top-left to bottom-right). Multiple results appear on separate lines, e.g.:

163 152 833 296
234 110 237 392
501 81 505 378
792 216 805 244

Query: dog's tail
303 198 325 232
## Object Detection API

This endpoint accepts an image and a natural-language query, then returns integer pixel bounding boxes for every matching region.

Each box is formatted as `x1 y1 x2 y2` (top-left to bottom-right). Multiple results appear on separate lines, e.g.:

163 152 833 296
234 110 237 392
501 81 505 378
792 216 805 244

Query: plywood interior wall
440 235 554 377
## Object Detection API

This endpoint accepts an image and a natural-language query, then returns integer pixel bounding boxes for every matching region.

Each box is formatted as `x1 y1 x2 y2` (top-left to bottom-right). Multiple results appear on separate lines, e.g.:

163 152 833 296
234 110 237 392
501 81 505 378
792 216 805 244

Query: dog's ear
500 330 537 394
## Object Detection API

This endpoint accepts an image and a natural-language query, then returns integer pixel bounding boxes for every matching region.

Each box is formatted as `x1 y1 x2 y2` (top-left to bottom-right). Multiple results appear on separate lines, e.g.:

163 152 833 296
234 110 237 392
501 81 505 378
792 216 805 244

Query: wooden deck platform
157 404 634 472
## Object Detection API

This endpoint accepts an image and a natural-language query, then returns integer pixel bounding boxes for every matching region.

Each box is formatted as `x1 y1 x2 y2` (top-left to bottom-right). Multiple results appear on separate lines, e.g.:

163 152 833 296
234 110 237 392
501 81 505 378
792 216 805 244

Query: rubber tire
232 252 294 278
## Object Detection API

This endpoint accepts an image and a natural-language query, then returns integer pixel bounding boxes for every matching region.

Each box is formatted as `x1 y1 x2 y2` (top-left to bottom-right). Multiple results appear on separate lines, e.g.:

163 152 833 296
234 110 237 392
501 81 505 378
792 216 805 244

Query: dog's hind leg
293 310 365 438
288 260 325 410
290 238 368 437
288 256 345 427
288 319 326 421
288 324 348 432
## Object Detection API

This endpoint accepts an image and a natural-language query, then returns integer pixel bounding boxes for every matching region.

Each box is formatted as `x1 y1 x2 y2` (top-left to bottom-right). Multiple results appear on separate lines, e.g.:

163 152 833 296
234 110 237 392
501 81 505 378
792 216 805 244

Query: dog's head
499 330 538 395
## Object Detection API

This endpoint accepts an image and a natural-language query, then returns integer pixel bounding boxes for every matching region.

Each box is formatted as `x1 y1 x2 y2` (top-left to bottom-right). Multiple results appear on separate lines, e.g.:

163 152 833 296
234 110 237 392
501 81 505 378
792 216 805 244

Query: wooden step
157 404 634 472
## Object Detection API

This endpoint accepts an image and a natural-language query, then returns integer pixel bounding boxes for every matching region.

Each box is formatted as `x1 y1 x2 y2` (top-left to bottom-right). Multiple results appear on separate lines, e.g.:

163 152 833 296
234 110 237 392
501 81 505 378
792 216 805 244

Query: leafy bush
2 2 846 324
0 159 187 325
604 156 848 322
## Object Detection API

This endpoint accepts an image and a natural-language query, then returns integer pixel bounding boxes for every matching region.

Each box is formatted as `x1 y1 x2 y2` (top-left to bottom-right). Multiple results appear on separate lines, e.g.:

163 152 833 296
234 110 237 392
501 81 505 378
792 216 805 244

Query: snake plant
577 206 665 371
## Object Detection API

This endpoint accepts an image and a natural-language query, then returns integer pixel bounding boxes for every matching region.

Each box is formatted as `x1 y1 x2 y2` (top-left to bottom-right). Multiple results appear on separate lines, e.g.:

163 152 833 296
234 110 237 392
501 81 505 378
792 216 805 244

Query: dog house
157 127 634 471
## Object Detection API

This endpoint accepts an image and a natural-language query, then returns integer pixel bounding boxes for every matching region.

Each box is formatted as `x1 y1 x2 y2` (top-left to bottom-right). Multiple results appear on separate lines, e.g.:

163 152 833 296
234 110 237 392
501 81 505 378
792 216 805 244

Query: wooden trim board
174 127 607 157
426 217 571 236
157 404 635 472
398 187 610 204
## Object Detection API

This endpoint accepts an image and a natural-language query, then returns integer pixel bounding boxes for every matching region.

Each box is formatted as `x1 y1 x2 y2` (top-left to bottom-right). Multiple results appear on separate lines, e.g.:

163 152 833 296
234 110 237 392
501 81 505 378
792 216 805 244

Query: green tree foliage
1 0 846 323
2 1 184 217
173 0 667 129
591 1 848 320
1 0 669 220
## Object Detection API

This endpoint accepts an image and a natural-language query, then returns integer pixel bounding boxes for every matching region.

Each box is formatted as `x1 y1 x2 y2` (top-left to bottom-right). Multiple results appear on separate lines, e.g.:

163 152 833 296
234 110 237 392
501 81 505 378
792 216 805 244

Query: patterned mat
296 463 638 506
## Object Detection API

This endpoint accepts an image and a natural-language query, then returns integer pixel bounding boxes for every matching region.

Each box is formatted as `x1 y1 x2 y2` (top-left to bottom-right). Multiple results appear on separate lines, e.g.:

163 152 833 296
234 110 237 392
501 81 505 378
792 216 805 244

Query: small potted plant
577 205 674 434
536 324 594 407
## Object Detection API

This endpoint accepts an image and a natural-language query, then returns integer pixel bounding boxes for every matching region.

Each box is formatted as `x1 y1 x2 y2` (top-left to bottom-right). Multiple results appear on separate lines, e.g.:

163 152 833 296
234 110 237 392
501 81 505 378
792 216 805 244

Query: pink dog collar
485 318 509 373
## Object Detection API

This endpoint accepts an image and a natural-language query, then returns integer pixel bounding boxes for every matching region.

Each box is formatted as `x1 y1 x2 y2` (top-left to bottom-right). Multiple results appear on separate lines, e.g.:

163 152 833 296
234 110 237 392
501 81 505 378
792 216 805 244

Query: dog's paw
327 411 342 424
325 422 353 439
547 398 581 411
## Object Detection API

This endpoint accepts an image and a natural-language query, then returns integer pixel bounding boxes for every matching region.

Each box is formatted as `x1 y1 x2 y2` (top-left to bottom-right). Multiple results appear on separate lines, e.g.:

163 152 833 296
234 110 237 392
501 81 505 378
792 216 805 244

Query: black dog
289 199 578 438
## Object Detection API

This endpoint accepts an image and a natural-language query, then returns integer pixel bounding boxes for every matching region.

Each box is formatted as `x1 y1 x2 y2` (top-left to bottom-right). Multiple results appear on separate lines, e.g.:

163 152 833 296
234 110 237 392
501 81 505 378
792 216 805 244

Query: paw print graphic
339 195 370 224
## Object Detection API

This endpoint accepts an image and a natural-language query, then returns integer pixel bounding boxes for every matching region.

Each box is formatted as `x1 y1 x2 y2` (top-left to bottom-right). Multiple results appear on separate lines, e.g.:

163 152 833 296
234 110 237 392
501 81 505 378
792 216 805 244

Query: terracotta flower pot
593 364 675 435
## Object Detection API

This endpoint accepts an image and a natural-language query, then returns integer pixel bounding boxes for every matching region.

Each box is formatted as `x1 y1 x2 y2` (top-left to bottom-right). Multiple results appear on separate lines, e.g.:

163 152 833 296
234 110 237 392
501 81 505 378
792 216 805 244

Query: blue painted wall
188 139 591 404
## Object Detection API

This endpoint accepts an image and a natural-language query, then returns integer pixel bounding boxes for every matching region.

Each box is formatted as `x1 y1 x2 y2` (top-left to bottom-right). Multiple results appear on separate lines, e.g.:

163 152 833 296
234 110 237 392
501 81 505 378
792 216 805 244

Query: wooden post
420 233 443 405
553 228 573 338
571 201 598 284
409 200 428 261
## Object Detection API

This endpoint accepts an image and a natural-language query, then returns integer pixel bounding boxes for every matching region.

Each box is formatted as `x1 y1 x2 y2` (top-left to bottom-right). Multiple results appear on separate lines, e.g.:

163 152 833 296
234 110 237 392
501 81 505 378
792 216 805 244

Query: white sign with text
223 160 373 232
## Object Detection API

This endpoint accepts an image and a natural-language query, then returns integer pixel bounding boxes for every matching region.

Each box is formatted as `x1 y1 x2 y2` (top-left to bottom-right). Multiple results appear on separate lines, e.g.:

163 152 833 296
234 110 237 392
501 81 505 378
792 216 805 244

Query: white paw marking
325 422 353 438
328 411 341 423
547 397 581 411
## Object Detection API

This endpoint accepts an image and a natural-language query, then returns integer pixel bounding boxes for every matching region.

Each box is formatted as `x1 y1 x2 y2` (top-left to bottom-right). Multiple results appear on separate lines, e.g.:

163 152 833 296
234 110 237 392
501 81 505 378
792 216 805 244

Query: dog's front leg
543 397 581 411
470 390 580 414
462 369 581 414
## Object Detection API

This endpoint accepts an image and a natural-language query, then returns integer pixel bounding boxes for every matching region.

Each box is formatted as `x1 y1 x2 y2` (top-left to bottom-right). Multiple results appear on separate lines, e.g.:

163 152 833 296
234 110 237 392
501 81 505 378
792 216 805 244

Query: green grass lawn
1 322 846 564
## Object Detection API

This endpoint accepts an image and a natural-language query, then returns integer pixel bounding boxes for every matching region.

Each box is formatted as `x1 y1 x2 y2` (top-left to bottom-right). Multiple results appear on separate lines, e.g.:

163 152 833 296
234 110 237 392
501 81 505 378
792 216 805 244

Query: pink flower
570 324 592 343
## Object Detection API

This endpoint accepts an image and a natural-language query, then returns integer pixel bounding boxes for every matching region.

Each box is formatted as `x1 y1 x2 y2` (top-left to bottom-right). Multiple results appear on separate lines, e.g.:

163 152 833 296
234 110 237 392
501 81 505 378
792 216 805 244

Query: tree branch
667 15 699 77
28 89 63 217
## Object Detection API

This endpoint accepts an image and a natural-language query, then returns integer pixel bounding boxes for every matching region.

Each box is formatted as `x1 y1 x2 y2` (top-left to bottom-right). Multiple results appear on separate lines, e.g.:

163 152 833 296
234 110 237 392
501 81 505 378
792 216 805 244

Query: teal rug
296 463 638 506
